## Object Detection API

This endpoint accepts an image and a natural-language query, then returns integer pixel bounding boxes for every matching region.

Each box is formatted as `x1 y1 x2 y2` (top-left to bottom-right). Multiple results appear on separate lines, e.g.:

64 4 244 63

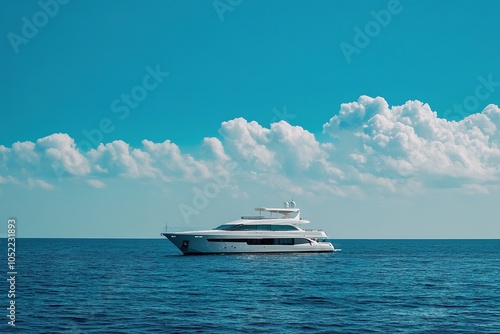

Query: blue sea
2 239 500 333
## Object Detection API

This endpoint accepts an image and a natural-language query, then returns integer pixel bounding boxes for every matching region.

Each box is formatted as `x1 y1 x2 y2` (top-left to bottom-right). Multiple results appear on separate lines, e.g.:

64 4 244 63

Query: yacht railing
163 226 207 233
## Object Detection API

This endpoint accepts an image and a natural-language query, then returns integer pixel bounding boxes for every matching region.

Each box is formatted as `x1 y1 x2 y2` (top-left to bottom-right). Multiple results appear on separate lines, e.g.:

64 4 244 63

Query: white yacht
162 201 335 254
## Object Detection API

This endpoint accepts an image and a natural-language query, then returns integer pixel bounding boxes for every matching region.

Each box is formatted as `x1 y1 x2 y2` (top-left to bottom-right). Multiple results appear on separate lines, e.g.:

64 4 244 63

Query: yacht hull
162 233 334 255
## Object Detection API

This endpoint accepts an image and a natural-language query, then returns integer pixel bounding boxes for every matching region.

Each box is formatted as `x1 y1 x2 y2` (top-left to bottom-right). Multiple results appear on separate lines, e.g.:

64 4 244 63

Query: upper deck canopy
255 207 299 213
254 207 301 219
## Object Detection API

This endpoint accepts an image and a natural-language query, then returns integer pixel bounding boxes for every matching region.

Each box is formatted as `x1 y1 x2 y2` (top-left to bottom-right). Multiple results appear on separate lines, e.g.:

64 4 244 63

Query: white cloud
218 118 343 179
1 96 499 195
27 178 54 190
12 141 39 164
143 139 211 181
219 118 277 170
0 134 90 188
461 183 489 195
88 140 153 178
323 96 500 190
268 121 325 171
0 175 19 185
0 174 53 190
202 137 230 162
87 179 106 188
36 133 90 176
86 139 212 182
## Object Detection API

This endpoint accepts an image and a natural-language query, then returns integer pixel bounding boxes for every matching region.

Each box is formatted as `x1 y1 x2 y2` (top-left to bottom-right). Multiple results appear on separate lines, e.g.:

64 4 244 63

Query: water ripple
2 239 499 333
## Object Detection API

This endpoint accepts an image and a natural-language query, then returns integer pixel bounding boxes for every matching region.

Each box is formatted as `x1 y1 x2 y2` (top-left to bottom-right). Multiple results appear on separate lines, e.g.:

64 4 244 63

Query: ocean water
2 239 500 333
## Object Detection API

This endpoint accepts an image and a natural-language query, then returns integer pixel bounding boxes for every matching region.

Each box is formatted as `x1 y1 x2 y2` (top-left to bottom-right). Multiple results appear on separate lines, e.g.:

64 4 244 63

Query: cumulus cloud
0 134 90 188
323 96 500 190
1 96 499 194
12 141 39 165
85 139 213 182
37 133 90 176
202 137 230 162
0 136 213 188
269 121 325 171
142 139 210 181
219 118 277 170
88 140 156 179
218 118 342 179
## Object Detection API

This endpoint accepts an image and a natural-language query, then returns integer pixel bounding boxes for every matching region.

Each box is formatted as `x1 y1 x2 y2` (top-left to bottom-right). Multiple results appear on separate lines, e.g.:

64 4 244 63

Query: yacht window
215 224 241 230
215 224 299 231
248 238 273 245
231 224 272 231
246 238 295 245
294 238 310 244
271 225 298 231
275 238 294 245
229 225 248 231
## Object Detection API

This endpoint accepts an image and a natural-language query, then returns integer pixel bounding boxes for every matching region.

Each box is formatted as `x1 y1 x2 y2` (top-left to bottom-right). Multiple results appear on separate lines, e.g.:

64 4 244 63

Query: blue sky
1 0 500 238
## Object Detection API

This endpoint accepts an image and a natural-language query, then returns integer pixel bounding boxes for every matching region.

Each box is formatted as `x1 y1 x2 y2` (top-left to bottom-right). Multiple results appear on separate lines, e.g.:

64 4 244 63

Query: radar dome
289 200 296 208
283 201 289 208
